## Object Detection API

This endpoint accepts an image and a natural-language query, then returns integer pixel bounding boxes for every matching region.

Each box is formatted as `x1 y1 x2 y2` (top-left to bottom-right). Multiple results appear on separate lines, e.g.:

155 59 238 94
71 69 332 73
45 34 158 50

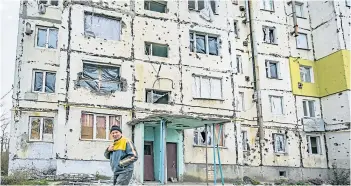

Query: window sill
274 152 288 156
193 97 224 101
35 46 58 50
296 16 307 19
190 52 219 57
193 145 227 149
260 9 275 13
267 77 283 80
27 140 53 143
263 42 278 46
296 47 311 51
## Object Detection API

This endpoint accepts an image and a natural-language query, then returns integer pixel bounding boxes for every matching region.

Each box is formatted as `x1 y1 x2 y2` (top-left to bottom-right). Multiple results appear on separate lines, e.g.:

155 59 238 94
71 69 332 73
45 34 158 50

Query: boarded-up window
192 75 222 99
84 13 121 41
273 133 285 153
29 117 54 141
33 70 56 93
81 113 121 140
194 124 224 146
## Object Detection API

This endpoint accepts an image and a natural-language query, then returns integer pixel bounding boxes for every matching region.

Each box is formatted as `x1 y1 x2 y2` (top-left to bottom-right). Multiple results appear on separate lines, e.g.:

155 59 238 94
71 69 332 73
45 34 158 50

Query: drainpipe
291 0 299 36
247 0 264 165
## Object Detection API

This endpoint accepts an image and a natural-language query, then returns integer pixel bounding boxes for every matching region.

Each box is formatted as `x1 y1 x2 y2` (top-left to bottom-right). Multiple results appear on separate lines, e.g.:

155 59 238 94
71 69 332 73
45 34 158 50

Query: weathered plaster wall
325 131 350 169
321 90 351 127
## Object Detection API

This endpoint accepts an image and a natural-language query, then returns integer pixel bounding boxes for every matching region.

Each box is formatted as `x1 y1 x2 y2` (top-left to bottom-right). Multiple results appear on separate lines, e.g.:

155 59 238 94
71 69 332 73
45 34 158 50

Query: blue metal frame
213 124 224 185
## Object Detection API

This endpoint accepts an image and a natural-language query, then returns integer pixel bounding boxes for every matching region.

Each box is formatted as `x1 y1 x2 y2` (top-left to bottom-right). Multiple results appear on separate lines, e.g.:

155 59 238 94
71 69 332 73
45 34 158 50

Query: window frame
36 26 58 49
262 26 277 44
192 75 223 100
307 135 322 155
32 70 56 93
80 112 122 141
303 100 316 118
265 60 281 79
145 89 170 104
238 92 245 111
84 12 122 41
261 0 275 11
38 0 59 6
193 124 225 147
145 42 169 58
144 0 167 13
236 55 243 74
346 0 350 7
269 95 284 115
234 20 239 38
189 31 219 56
299 65 314 83
273 133 286 154
29 116 54 142
188 0 217 14
295 2 304 18
241 130 248 151
296 33 309 49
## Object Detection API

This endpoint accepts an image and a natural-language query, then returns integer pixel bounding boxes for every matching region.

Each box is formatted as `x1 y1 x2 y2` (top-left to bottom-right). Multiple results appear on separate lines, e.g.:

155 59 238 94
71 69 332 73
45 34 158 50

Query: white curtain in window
85 14 121 41
201 77 211 98
211 78 222 99
192 76 201 98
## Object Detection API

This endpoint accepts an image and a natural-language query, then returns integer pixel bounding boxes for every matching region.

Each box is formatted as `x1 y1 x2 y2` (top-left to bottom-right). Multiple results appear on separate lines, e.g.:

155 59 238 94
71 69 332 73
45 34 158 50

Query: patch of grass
1 176 48 185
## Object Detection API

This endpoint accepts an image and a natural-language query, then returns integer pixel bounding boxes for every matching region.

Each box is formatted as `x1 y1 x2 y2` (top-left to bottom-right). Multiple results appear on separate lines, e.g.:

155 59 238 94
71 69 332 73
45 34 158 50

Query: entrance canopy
127 114 231 129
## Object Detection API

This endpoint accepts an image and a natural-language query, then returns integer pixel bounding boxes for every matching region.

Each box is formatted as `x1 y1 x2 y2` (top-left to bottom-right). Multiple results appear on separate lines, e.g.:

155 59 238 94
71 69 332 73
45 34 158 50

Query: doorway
166 142 177 180
144 141 154 181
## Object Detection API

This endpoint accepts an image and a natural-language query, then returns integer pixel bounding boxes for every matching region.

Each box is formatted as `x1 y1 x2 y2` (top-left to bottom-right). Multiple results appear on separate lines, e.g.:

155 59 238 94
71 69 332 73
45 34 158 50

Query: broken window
265 60 279 79
241 131 248 151
146 89 170 104
29 117 54 141
188 0 216 13
238 92 245 111
303 100 315 117
145 42 168 57
36 27 58 49
234 20 239 38
299 65 313 83
33 70 56 93
270 95 283 115
144 1 167 13
84 13 121 41
273 134 285 153
307 136 321 154
261 0 274 11
192 75 222 99
189 31 218 55
262 26 276 44
81 113 121 140
296 33 308 49
236 55 243 74
79 62 121 93
194 124 224 146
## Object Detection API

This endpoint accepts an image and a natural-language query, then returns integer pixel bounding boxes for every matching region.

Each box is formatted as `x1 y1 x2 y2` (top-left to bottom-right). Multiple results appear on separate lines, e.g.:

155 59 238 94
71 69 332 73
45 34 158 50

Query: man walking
104 125 138 185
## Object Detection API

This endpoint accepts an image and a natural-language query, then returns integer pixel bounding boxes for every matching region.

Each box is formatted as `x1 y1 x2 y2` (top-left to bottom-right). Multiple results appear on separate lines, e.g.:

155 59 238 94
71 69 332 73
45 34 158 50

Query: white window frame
295 2 304 18
189 31 219 56
32 70 56 93
270 95 284 115
273 133 286 153
145 42 168 57
303 100 316 118
81 113 122 141
296 33 309 49
144 0 167 13
261 0 274 11
29 117 54 142
234 20 239 38
238 92 245 111
262 26 277 44
36 26 58 49
38 0 59 6
236 55 243 74
265 60 281 79
300 65 314 83
193 75 223 100
188 0 217 13
307 135 322 155
242 131 248 151
193 125 225 147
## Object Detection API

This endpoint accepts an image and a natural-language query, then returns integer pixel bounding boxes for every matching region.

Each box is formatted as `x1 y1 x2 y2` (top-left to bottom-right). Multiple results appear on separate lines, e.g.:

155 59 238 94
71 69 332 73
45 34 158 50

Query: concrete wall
325 131 350 169
321 90 350 127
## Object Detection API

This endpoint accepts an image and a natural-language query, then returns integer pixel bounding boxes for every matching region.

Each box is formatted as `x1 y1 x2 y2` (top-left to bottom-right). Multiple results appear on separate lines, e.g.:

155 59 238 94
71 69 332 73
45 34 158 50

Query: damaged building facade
9 0 350 183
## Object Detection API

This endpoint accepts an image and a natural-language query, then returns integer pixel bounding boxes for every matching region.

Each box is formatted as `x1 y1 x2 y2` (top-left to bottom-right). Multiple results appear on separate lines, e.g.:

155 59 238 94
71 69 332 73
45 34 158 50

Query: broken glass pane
37 28 47 47
43 118 53 141
152 44 168 57
45 72 56 93
188 0 195 9
208 36 218 55
146 90 169 104
30 118 41 140
83 63 99 80
101 66 119 81
48 29 58 49
196 34 206 54
34 72 43 92
198 0 205 10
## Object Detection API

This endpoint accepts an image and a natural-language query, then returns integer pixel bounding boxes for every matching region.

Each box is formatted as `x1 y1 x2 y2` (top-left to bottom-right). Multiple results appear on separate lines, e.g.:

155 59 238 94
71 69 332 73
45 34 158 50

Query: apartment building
9 0 350 184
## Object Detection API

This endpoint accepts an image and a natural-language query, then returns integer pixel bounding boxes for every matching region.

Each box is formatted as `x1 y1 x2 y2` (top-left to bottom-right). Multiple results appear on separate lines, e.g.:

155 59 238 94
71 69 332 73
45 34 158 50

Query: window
265 60 280 79
146 89 170 104
236 55 243 74
189 32 218 55
233 0 238 5
81 113 121 140
188 0 217 14
39 0 59 6
270 96 283 115
346 0 350 7
273 134 286 153
279 171 287 177
300 65 313 83
263 26 276 44
261 0 274 11
192 76 222 99
145 42 168 57
194 124 224 146
234 20 239 38
296 33 308 49
303 100 315 117
144 1 167 13
295 3 304 18
36 27 58 49
238 92 245 111
241 131 248 151
29 117 54 141
307 136 321 154
33 70 56 93
84 13 121 41
79 63 121 93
